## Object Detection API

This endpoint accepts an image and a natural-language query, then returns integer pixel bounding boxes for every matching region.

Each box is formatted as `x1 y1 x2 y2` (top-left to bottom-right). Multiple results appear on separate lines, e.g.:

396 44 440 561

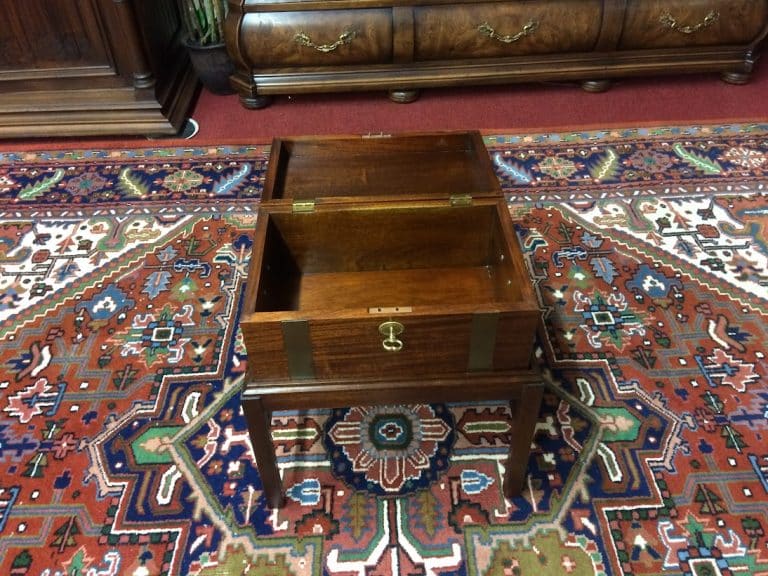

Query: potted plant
178 0 234 94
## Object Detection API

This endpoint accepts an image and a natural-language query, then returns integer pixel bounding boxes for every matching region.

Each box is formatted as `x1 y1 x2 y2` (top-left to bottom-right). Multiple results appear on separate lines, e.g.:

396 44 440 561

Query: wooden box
240 132 540 382
240 131 544 507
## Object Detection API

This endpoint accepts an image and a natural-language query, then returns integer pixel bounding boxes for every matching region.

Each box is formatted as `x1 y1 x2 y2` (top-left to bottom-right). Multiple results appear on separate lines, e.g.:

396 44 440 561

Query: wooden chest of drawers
225 0 768 107
240 132 543 507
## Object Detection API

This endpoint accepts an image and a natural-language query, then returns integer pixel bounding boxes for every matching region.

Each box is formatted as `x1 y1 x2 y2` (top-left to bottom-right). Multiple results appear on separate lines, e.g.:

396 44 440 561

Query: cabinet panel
414 0 604 61
620 0 768 49
240 10 393 67
0 0 112 72
0 0 197 137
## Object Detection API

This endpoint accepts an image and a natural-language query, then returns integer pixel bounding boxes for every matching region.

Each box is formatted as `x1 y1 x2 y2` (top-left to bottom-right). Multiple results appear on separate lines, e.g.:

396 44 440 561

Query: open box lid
261 131 502 210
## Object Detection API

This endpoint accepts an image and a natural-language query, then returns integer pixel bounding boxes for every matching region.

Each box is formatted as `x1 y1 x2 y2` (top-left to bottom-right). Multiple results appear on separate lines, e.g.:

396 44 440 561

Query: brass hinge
292 200 316 213
450 194 473 206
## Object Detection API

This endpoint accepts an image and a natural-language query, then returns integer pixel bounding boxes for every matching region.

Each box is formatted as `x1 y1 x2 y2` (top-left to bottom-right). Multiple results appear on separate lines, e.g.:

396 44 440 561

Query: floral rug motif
0 123 767 576
323 404 455 496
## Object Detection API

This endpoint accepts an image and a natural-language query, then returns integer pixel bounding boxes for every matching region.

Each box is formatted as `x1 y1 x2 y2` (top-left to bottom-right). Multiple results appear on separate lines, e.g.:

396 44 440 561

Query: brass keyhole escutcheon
379 321 405 352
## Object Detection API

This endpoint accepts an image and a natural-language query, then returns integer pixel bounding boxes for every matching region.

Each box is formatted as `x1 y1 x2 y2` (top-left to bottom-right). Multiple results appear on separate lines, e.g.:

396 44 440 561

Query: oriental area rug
0 123 767 576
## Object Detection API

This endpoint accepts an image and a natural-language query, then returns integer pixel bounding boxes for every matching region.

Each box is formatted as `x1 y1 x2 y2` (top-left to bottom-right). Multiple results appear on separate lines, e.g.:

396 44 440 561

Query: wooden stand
242 371 544 507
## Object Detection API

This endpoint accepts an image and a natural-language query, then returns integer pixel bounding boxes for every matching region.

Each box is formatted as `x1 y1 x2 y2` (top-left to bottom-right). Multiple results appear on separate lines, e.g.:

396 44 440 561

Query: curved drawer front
620 0 768 49
240 10 393 67
414 0 603 61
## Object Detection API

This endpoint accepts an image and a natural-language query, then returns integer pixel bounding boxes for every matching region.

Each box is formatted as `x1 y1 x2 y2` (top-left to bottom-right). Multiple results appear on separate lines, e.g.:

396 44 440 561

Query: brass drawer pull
477 20 538 44
659 10 719 34
379 321 404 352
294 29 357 53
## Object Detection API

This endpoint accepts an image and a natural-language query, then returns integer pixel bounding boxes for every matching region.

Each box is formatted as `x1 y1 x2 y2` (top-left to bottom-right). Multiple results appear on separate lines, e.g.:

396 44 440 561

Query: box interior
254 204 526 314
269 133 499 200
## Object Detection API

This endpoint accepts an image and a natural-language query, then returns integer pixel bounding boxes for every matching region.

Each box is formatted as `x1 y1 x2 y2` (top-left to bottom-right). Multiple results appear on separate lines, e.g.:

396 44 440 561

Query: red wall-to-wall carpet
191 70 768 141
0 68 766 149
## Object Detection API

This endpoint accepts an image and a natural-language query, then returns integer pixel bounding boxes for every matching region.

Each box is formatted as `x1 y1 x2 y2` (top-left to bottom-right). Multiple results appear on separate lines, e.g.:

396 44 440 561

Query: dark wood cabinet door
0 0 197 137
0 0 113 74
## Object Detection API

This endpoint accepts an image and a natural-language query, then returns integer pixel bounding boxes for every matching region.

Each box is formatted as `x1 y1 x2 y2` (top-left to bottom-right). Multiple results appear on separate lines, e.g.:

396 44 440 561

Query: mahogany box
239 131 543 507
240 131 540 381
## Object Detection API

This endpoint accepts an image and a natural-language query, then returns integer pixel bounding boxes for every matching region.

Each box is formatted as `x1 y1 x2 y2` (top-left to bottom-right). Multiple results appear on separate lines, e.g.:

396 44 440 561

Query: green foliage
347 493 370 541
11 550 32 569
118 168 148 197
19 169 65 200
672 143 723 174
415 490 440 537
588 148 621 182
178 0 228 45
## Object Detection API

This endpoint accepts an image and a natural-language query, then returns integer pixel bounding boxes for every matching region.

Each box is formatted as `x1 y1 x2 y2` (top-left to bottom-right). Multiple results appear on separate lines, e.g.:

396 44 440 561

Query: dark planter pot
185 40 235 95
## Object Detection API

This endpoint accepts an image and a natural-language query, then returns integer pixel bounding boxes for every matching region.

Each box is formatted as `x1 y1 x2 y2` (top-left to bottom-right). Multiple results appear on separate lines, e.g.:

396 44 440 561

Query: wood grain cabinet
0 0 197 137
225 0 768 108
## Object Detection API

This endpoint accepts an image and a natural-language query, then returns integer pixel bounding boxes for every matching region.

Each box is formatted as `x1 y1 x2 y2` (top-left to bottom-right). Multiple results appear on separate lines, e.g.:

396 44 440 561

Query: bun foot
581 80 612 93
388 89 420 103
721 71 751 85
240 94 273 109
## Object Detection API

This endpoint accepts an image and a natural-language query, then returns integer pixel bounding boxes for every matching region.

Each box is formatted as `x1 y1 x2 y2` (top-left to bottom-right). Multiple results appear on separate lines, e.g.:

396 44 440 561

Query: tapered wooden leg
242 396 285 508
503 381 545 499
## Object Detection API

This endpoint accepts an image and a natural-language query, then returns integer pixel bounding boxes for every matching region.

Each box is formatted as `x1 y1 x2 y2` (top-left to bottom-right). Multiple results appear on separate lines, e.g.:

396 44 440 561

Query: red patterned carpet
0 123 767 575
